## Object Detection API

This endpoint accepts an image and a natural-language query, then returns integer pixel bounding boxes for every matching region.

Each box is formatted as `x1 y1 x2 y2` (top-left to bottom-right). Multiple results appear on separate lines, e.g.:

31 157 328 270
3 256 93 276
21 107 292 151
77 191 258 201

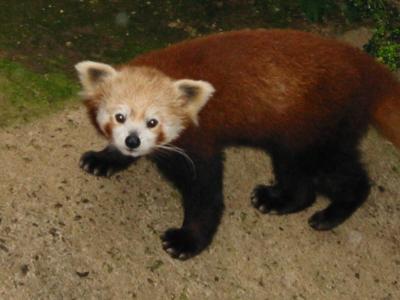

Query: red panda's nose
125 133 141 149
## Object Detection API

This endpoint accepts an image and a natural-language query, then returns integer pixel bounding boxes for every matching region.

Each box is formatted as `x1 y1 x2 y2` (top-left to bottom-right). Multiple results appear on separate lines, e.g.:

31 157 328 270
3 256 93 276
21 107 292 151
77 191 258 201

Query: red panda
76 29 400 260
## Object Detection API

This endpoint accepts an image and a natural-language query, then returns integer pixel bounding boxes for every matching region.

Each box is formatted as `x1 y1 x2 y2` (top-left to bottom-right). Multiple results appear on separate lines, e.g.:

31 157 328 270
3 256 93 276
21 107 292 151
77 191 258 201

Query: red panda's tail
372 85 400 149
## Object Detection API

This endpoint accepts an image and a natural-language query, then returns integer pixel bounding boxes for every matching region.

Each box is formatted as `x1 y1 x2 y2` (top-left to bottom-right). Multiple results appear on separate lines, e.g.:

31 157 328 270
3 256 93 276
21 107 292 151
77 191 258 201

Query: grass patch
0 59 78 127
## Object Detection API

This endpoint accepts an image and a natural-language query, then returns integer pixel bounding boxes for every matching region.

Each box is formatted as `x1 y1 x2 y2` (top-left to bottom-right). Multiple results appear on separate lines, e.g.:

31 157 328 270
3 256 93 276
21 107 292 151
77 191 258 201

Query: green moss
259 1 400 71
0 1 398 128
0 59 78 127
365 26 400 71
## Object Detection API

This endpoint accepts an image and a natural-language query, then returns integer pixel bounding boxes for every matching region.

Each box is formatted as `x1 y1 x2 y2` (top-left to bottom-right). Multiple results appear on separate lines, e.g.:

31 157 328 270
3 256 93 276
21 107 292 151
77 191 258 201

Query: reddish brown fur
372 85 400 149
84 96 102 134
122 29 400 157
104 122 113 138
156 127 166 145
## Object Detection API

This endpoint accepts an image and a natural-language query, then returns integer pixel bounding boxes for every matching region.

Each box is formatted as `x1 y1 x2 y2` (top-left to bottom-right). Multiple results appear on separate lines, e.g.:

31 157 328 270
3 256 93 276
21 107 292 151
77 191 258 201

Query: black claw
79 146 136 177
308 206 354 231
251 183 315 215
250 185 279 214
160 228 202 260
308 211 336 231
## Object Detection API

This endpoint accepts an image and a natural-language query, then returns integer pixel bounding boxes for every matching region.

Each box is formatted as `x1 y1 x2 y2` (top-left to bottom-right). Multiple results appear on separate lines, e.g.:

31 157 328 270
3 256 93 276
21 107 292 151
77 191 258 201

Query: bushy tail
372 86 400 149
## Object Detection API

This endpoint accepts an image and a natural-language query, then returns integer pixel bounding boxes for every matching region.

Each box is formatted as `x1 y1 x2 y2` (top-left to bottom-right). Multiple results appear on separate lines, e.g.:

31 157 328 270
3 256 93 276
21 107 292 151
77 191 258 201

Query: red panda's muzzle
125 133 141 150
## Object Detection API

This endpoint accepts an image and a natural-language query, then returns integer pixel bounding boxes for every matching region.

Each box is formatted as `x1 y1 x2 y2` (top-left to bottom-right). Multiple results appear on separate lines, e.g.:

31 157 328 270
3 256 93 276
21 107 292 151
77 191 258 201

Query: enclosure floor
0 30 399 299
0 100 399 300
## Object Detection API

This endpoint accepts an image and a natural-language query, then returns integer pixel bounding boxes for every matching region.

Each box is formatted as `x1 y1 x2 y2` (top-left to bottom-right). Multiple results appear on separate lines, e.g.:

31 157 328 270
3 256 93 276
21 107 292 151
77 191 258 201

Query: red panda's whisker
155 144 196 176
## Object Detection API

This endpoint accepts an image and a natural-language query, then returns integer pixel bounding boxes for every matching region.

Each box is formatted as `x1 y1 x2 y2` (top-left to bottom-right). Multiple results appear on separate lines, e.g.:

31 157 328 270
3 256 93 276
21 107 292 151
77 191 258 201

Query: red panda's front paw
160 228 205 260
79 147 136 177
80 151 115 177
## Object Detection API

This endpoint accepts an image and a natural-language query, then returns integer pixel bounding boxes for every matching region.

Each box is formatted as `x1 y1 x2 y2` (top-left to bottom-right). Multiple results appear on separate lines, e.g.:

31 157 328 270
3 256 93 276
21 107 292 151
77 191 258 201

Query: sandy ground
0 30 400 299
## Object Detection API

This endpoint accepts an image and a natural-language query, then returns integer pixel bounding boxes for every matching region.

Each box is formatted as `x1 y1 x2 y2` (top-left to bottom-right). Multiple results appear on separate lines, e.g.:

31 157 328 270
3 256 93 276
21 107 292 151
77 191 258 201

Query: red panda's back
131 29 394 155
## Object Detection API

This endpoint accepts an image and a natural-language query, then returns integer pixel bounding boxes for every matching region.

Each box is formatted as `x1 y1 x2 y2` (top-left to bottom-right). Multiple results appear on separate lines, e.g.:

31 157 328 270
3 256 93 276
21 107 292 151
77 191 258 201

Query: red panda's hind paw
251 184 315 215
251 185 287 214
308 202 358 231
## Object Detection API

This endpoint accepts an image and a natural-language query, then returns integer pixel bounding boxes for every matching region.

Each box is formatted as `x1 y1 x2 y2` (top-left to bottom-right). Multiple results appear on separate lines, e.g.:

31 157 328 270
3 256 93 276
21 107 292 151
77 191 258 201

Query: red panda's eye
147 118 158 128
115 113 126 123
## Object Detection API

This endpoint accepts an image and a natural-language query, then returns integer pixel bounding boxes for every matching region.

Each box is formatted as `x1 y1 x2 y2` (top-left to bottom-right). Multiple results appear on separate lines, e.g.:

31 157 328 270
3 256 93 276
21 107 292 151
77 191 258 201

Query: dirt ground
1 31 400 300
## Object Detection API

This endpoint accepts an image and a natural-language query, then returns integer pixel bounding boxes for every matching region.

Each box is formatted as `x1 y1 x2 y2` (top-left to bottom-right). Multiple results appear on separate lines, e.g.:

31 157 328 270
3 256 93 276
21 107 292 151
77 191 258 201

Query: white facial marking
96 106 109 132
163 118 184 142
112 121 159 157
89 67 216 158
109 106 160 157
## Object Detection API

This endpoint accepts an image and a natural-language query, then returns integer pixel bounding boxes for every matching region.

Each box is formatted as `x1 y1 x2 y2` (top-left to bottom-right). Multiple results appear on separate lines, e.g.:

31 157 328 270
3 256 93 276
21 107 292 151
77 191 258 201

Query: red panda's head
75 61 215 157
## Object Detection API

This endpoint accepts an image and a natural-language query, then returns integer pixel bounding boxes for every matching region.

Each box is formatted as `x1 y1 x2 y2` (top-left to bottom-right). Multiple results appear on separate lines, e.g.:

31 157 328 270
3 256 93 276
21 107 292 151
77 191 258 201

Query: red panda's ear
75 61 117 95
174 79 215 125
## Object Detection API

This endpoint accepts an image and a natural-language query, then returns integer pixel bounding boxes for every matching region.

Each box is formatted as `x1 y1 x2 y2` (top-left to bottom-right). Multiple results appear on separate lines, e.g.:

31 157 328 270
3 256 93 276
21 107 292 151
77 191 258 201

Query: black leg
251 151 316 215
309 150 370 230
80 145 137 177
153 152 224 260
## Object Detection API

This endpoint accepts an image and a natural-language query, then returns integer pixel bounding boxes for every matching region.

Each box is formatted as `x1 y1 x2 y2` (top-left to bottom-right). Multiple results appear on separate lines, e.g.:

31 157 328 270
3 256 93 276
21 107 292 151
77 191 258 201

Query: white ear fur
174 79 215 125
75 61 117 94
